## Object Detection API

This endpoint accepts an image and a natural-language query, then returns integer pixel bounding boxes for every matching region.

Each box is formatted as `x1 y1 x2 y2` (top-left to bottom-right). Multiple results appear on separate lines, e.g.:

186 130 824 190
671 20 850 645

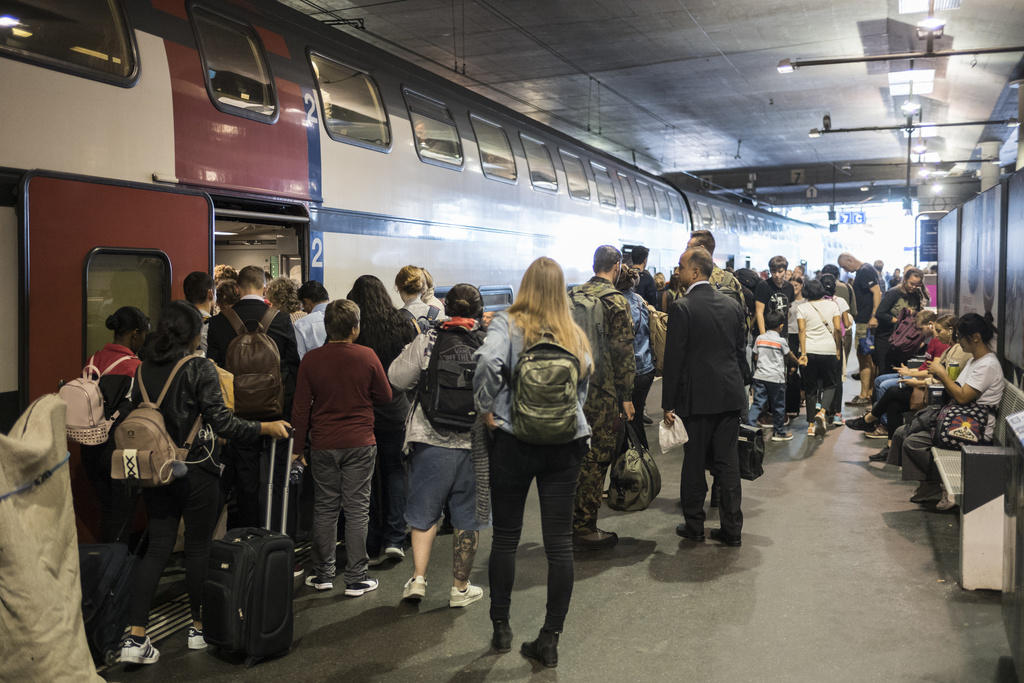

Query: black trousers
871 384 914 437
489 430 584 633
785 333 802 413
81 442 139 543
630 370 655 449
680 412 743 537
129 467 221 625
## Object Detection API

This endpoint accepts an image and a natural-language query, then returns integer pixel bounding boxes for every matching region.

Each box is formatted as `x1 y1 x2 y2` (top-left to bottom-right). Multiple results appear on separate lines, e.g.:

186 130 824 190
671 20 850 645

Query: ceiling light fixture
912 141 928 154
0 15 19 27
932 184 944 193
777 59 795 74
916 16 945 39
808 128 821 138
901 100 922 115
1008 118 1021 127
860 186 870 191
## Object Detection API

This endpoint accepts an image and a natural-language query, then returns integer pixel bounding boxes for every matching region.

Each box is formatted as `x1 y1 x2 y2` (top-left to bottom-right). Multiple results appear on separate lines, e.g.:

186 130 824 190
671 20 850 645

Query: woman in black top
120 302 290 666
346 275 418 564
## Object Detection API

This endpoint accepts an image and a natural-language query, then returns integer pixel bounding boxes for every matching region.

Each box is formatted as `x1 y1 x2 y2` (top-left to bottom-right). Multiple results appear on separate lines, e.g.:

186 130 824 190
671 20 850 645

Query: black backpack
401 305 442 334
419 327 486 432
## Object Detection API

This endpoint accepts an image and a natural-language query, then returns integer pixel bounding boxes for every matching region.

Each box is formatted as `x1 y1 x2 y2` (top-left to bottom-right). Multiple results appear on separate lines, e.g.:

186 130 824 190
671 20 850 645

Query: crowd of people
70 239 1001 670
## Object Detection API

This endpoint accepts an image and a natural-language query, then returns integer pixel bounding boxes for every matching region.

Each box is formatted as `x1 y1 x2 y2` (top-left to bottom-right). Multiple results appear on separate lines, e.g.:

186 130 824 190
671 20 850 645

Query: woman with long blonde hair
473 256 591 668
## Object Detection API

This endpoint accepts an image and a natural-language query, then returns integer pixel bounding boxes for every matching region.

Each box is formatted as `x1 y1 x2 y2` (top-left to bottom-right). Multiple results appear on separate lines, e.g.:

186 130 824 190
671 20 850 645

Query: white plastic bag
658 417 688 452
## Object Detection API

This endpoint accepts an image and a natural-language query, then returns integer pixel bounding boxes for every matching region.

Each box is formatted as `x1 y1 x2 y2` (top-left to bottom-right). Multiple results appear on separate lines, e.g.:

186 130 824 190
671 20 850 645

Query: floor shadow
647 535 766 584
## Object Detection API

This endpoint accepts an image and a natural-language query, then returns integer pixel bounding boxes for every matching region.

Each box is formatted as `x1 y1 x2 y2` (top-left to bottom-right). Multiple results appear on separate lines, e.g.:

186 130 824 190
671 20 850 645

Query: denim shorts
404 443 483 531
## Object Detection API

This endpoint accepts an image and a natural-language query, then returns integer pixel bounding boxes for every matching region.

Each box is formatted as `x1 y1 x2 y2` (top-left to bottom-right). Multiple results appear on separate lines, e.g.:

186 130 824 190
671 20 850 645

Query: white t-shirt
797 299 841 356
957 352 1005 440
829 295 850 334
788 297 805 333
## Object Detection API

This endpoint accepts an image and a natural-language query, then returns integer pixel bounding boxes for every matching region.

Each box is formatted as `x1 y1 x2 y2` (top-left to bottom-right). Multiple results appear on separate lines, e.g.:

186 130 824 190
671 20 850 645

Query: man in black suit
207 265 300 529
662 247 750 546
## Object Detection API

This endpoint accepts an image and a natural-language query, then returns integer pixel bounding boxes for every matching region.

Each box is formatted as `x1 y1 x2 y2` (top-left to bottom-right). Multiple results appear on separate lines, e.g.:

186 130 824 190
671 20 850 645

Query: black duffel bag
738 423 765 481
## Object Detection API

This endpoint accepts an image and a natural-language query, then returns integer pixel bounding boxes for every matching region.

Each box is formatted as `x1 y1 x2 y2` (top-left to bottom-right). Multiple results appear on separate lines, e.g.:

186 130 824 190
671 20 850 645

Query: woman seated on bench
894 313 1003 511
846 315 968 459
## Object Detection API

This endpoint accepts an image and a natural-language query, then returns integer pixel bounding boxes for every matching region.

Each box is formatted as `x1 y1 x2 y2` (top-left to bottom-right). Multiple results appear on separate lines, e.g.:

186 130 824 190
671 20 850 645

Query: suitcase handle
263 433 295 534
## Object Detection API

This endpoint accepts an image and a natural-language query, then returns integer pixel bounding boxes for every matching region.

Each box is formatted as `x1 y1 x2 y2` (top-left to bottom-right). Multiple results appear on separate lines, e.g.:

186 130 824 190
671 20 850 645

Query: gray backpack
510 337 580 445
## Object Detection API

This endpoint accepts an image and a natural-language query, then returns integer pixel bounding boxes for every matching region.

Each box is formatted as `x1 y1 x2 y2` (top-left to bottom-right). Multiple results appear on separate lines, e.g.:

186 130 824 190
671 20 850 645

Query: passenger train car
0 0 832 449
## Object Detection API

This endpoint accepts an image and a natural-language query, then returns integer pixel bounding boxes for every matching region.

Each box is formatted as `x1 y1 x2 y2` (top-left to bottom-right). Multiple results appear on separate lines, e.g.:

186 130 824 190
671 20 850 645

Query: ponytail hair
955 312 997 346
140 301 202 364
106 306 150 337
444 283 483 319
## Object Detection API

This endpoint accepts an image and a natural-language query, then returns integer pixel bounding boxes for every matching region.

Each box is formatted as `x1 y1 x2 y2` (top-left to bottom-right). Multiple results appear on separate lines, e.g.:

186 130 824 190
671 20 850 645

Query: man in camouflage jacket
570 245 636 550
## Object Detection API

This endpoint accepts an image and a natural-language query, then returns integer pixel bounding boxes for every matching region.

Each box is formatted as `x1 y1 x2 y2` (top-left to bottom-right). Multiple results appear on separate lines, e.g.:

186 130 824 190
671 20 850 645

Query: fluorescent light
70 46 109 61
0 15 18 27
1008 118 1020 127
912 142 928 154
860 186 869 192
899 0 960 13
11 27 30 38
932 184 944 193
777 59 795 74
808 128 821 138
214 231 236 236
917 16 946 30
901 100 921 115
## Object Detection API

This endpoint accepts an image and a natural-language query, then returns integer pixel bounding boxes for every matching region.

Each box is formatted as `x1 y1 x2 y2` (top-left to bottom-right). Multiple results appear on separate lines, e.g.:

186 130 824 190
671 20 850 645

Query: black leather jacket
131 355 262 474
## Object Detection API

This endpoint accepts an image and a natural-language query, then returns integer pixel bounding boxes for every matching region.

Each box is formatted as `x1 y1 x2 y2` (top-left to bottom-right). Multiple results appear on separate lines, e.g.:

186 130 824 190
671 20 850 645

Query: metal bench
930 381 1024 590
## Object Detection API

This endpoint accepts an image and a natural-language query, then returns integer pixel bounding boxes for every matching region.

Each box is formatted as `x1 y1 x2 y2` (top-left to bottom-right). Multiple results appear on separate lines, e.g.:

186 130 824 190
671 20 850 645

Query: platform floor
105 376 1015 682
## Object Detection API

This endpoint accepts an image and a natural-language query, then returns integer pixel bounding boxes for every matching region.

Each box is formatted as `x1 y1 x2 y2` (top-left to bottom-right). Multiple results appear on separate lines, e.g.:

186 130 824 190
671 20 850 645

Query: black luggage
79 541 140 665
738 423 765 481
203 436 294 664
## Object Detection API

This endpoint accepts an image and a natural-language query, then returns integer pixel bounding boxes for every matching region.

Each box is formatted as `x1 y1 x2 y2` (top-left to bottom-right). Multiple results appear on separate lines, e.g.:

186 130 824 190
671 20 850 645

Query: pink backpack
59 354 134 445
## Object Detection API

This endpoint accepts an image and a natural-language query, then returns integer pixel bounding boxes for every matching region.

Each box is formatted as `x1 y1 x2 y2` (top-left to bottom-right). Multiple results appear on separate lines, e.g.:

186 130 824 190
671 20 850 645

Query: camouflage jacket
573 276 635 407
708 266 744 307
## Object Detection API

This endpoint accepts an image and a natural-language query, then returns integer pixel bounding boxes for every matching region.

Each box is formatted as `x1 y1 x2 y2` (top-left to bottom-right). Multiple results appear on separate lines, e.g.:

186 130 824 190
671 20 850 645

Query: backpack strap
257 306 279 333
154 354 199 408
137 365 151 405
98 354 135 378
83 355 100 380
222 306 247 336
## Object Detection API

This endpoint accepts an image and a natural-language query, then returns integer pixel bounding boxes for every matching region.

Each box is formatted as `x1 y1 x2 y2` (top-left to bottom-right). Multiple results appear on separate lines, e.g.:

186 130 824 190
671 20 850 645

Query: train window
470 115 516 182
84 249 170 360
559 150 590 201
309 53 390 150
711 205 725 230
519 134 557 192
590 162 617 207
654 188 671 221
0 0 138 86
404 90 463 168
667 192 685 225
636 181 656 218
192 5 277 122
696 201 713 227
618 173 637 212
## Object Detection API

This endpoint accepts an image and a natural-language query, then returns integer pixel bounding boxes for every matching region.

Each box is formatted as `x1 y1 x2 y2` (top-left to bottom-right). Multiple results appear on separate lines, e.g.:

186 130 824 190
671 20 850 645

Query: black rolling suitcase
738 423 765 481
203 435 295 664
79 540 141 665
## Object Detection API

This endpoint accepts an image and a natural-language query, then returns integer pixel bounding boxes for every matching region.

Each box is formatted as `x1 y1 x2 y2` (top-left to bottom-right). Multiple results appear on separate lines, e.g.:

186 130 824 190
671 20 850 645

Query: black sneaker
845 416 872 432
345 577 379 597
305 574 334 592
869 448 889 462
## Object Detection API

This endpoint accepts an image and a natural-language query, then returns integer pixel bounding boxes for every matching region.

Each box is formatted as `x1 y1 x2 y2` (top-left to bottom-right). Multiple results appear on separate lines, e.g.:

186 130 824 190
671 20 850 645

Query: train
0 0 838 437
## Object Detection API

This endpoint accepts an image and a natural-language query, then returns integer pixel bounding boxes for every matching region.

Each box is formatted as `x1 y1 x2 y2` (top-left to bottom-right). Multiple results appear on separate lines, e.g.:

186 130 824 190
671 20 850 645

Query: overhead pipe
778 45 1024 72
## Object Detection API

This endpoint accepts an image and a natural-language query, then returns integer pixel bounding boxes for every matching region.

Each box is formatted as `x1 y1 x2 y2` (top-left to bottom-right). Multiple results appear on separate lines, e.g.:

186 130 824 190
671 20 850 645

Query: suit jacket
661 282 750 417
206 298 301 413
636 269 659 308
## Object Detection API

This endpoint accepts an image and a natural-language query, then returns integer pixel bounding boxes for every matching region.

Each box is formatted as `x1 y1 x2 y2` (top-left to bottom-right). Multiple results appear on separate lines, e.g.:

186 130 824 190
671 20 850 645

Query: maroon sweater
291 342 392 452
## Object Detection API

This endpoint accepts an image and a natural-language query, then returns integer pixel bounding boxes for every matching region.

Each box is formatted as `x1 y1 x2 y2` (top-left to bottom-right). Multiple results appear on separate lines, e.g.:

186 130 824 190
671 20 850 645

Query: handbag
659 416 688 452
890 307 924 354
932 401 994 449
607 423 662 512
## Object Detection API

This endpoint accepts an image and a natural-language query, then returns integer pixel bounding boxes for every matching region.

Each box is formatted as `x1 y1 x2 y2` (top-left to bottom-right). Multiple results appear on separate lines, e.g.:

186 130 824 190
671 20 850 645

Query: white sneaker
120 635 159 664
186 627 207 650
305 574 334 592
449 582 483 608
384 546 406 560
402 575 427 602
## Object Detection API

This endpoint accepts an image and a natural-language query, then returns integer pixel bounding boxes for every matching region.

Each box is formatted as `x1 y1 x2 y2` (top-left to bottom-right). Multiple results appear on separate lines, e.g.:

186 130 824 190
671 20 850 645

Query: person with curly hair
266 276 306 323
347 274 419 564
213 264 238 284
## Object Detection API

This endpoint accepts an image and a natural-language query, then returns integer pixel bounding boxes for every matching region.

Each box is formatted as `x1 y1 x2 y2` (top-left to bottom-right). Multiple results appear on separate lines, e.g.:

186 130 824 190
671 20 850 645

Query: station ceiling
280 0 1024 186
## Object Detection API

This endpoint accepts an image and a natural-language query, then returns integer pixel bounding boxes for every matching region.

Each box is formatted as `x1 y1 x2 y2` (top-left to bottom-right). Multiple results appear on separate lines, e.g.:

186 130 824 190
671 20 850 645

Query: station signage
919 218 938 261
838 211 866 225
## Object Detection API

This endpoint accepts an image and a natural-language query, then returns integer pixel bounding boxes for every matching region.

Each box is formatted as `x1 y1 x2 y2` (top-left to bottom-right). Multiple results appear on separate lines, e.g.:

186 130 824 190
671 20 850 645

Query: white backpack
59 354 134 445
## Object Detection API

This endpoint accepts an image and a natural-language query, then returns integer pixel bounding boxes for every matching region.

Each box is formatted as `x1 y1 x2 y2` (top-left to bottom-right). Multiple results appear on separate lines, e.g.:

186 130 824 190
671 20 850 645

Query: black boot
521 628 559 668
491 620 512 653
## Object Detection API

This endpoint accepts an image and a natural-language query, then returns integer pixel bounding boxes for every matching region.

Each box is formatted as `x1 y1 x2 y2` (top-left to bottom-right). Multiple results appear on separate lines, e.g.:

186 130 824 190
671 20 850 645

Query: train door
20 173 212 541
211 206 310 290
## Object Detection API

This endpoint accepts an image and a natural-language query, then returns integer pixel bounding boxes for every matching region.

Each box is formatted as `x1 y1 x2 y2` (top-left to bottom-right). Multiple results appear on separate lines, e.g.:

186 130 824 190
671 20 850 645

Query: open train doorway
212 206 310 286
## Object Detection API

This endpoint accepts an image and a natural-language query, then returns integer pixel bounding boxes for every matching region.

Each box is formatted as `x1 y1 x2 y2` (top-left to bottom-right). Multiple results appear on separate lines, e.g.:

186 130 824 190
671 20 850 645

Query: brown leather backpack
223 306 283 418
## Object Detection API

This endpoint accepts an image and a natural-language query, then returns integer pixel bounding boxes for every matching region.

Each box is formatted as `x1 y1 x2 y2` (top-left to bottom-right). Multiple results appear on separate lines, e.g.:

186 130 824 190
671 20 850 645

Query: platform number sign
309 229 324 285
839 211 865 225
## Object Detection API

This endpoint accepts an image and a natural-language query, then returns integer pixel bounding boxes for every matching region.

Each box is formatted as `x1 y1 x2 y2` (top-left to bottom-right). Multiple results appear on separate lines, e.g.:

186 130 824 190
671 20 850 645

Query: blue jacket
473 312 591 440
627 291 654 376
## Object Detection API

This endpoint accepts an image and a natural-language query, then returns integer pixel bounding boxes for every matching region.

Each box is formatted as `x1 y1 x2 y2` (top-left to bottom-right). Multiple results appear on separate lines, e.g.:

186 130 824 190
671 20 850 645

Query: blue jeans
874 373 900 402
749 379 786 434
